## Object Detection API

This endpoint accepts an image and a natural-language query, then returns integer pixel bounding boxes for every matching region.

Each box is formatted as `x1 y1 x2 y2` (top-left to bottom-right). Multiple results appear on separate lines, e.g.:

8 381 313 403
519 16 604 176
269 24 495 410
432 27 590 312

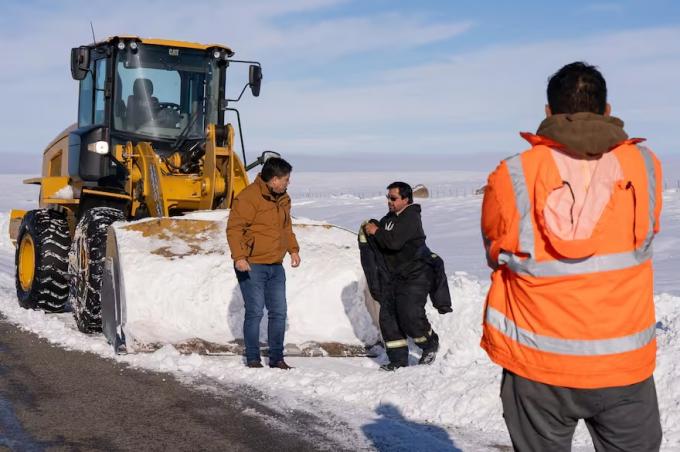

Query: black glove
437 306 453 315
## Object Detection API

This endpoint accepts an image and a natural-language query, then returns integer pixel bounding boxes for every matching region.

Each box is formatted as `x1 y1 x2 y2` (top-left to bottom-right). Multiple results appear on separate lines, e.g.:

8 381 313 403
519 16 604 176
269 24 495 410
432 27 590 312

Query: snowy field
1 172 679 451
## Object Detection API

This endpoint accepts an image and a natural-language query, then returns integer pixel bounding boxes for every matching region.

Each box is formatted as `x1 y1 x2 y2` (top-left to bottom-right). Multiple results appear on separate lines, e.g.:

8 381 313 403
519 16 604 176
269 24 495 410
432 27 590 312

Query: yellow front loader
9 36 267 337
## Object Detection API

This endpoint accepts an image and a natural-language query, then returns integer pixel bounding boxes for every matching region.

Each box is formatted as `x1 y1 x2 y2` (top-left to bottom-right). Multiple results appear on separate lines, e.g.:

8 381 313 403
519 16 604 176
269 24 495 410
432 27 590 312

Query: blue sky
1 0 679 168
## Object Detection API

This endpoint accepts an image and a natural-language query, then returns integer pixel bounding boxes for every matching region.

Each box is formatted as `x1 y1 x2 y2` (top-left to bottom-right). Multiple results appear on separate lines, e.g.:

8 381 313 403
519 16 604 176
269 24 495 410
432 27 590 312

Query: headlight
129 41 138 50
117 41 126 50
87 141 109 155
213 50 221 59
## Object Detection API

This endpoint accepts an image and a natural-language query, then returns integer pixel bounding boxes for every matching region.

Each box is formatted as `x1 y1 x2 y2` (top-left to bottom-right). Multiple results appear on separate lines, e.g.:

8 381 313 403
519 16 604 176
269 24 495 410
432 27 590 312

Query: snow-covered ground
1 173 679 451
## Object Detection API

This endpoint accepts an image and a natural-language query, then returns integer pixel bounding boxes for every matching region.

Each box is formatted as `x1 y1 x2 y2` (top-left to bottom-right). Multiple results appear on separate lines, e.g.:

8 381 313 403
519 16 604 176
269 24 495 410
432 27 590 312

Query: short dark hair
387 181 413 203
547 62 607 115
261 157 292 182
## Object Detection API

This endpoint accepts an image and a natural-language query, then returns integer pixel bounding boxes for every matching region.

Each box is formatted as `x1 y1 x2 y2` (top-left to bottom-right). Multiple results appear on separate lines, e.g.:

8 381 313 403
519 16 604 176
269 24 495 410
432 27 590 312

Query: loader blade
100 211 381 356
101 229 127 353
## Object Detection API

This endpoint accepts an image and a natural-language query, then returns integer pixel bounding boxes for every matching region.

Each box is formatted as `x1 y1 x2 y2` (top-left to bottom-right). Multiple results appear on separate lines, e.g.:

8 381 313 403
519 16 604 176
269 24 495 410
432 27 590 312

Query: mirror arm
245 156 264 172
245 151 280 171
227 59 261 67
224 83 250 105
224 107 247 167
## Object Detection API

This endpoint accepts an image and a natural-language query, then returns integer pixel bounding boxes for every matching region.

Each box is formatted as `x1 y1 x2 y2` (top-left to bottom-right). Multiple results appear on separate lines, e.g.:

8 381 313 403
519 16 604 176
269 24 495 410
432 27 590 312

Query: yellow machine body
10 122 249 244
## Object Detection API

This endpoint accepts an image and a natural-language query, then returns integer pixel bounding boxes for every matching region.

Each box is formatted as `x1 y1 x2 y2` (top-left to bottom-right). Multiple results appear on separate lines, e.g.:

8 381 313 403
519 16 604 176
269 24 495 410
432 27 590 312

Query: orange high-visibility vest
480 135 663 389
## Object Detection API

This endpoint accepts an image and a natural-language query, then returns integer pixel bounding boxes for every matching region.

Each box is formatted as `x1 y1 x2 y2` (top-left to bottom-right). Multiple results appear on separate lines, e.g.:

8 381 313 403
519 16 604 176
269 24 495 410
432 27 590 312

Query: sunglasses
386 195 401 201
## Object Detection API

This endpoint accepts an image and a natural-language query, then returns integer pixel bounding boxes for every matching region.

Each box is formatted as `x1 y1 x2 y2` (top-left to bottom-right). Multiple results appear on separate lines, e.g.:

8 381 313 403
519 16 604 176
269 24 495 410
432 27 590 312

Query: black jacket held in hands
359 204 452 313
374 204 426 273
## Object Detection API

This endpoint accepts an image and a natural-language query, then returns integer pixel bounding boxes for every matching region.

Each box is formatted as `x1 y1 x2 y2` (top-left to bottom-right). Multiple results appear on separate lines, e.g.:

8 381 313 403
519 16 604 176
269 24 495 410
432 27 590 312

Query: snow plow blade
101 211 381 356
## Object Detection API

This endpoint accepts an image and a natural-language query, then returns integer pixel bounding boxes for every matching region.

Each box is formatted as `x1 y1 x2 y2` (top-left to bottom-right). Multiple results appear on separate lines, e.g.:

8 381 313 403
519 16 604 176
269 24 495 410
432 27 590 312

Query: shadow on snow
362 403 461 452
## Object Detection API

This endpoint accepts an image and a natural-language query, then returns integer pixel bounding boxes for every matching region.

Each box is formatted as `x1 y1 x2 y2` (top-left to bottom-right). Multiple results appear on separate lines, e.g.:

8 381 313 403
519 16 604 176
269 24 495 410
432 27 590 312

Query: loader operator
481 62 663 451
362 182 451 371
227 157 300 370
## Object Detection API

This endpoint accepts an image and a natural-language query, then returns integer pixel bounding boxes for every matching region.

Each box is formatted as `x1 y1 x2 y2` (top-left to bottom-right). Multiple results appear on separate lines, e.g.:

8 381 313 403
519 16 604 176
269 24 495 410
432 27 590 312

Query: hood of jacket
535 112 629 159
254 174 289 204
395 203 421 217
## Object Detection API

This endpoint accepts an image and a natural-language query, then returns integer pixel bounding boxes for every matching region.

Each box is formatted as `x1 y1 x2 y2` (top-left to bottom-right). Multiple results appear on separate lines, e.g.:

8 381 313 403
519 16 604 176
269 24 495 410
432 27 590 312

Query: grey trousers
500 370 662 452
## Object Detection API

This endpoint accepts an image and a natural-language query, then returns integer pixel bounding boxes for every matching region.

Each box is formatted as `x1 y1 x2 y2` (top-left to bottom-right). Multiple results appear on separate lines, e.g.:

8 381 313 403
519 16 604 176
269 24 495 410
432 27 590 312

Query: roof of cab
92 35 234 56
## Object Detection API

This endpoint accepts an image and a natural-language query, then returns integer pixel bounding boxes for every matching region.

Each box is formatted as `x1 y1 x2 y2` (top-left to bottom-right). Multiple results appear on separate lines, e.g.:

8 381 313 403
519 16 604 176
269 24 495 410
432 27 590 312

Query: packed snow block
412 184 429 198
101 210 381 355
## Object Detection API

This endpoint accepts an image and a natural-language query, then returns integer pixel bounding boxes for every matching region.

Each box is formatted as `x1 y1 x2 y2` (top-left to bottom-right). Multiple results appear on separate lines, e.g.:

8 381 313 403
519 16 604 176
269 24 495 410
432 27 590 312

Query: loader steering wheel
157 103 182 129
158 102 181 113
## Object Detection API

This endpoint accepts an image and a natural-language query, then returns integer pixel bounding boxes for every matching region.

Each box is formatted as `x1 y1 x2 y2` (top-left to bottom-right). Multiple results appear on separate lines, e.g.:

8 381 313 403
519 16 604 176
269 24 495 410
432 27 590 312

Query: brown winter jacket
227 175 299 264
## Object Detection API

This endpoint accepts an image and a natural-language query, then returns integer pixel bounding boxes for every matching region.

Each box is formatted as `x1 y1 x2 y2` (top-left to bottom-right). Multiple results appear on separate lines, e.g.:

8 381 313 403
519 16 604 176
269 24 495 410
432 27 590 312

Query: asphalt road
0 316 352 452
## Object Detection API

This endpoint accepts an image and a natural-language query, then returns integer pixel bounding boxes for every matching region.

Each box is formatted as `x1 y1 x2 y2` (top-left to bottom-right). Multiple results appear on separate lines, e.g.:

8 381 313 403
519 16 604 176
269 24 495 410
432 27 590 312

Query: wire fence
664 180 680 192
291 185 486 200
292 180 680 200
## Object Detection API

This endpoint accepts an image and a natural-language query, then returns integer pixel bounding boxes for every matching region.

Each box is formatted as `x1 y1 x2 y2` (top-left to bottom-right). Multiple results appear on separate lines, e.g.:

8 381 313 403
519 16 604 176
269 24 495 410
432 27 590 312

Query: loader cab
111 41 224 145
68 37 241 187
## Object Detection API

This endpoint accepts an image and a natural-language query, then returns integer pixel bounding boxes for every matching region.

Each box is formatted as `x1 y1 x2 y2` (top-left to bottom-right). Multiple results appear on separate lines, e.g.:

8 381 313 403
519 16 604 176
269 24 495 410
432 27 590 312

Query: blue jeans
235 263 287 364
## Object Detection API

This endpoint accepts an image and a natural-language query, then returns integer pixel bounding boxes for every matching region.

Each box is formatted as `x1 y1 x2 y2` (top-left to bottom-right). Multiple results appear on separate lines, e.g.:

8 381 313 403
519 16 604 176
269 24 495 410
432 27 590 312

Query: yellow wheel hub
79 241 89 273
18 234 36 291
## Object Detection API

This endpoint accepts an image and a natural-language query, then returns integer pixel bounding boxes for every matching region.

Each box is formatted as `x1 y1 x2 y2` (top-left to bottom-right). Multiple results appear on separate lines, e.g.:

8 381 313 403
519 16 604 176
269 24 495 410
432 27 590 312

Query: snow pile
0 211 11 251
654 292 680 446
52 185 74 200
111 211 380 352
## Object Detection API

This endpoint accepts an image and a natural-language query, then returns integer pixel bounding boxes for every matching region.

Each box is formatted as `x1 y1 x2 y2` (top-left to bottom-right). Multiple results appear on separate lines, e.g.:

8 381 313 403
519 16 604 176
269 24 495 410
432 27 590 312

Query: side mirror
245 150 281 171
70 46 90 80
249 65 262 97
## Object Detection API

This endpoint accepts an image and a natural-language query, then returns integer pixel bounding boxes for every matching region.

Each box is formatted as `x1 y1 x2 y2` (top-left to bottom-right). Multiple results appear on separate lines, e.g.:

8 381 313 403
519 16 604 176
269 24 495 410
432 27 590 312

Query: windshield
113 43 220 140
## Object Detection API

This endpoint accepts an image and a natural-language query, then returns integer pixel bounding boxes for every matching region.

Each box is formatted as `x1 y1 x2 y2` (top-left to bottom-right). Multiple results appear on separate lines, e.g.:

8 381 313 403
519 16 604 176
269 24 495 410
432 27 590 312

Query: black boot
382 344 409 371
418 332 439 365
380 362 407 371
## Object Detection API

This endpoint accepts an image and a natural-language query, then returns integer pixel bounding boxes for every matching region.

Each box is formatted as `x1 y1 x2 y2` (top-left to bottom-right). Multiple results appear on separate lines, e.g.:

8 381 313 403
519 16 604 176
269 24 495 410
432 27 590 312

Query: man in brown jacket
227 157 300 369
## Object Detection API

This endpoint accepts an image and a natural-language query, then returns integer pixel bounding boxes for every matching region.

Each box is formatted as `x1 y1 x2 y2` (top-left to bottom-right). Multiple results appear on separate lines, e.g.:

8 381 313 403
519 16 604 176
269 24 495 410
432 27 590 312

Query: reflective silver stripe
486 306 656 356
385 339 408 348
500 249 651 277
413 329 433 343
505 154 534 256
638 146 657 257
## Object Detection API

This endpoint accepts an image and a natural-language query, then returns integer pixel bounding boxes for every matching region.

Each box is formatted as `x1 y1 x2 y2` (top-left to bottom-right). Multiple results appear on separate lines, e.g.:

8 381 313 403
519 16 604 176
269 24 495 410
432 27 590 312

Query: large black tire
68 207 125 333
15 209 71 311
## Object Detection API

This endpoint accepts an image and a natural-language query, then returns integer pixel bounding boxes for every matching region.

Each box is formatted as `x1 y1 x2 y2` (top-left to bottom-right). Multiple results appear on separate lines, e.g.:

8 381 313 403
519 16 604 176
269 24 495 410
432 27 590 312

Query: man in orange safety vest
481 62 663 451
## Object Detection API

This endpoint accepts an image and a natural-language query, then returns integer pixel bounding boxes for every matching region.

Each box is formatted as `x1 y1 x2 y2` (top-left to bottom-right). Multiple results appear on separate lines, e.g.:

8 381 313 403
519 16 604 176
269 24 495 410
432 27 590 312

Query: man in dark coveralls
364 181 450 371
